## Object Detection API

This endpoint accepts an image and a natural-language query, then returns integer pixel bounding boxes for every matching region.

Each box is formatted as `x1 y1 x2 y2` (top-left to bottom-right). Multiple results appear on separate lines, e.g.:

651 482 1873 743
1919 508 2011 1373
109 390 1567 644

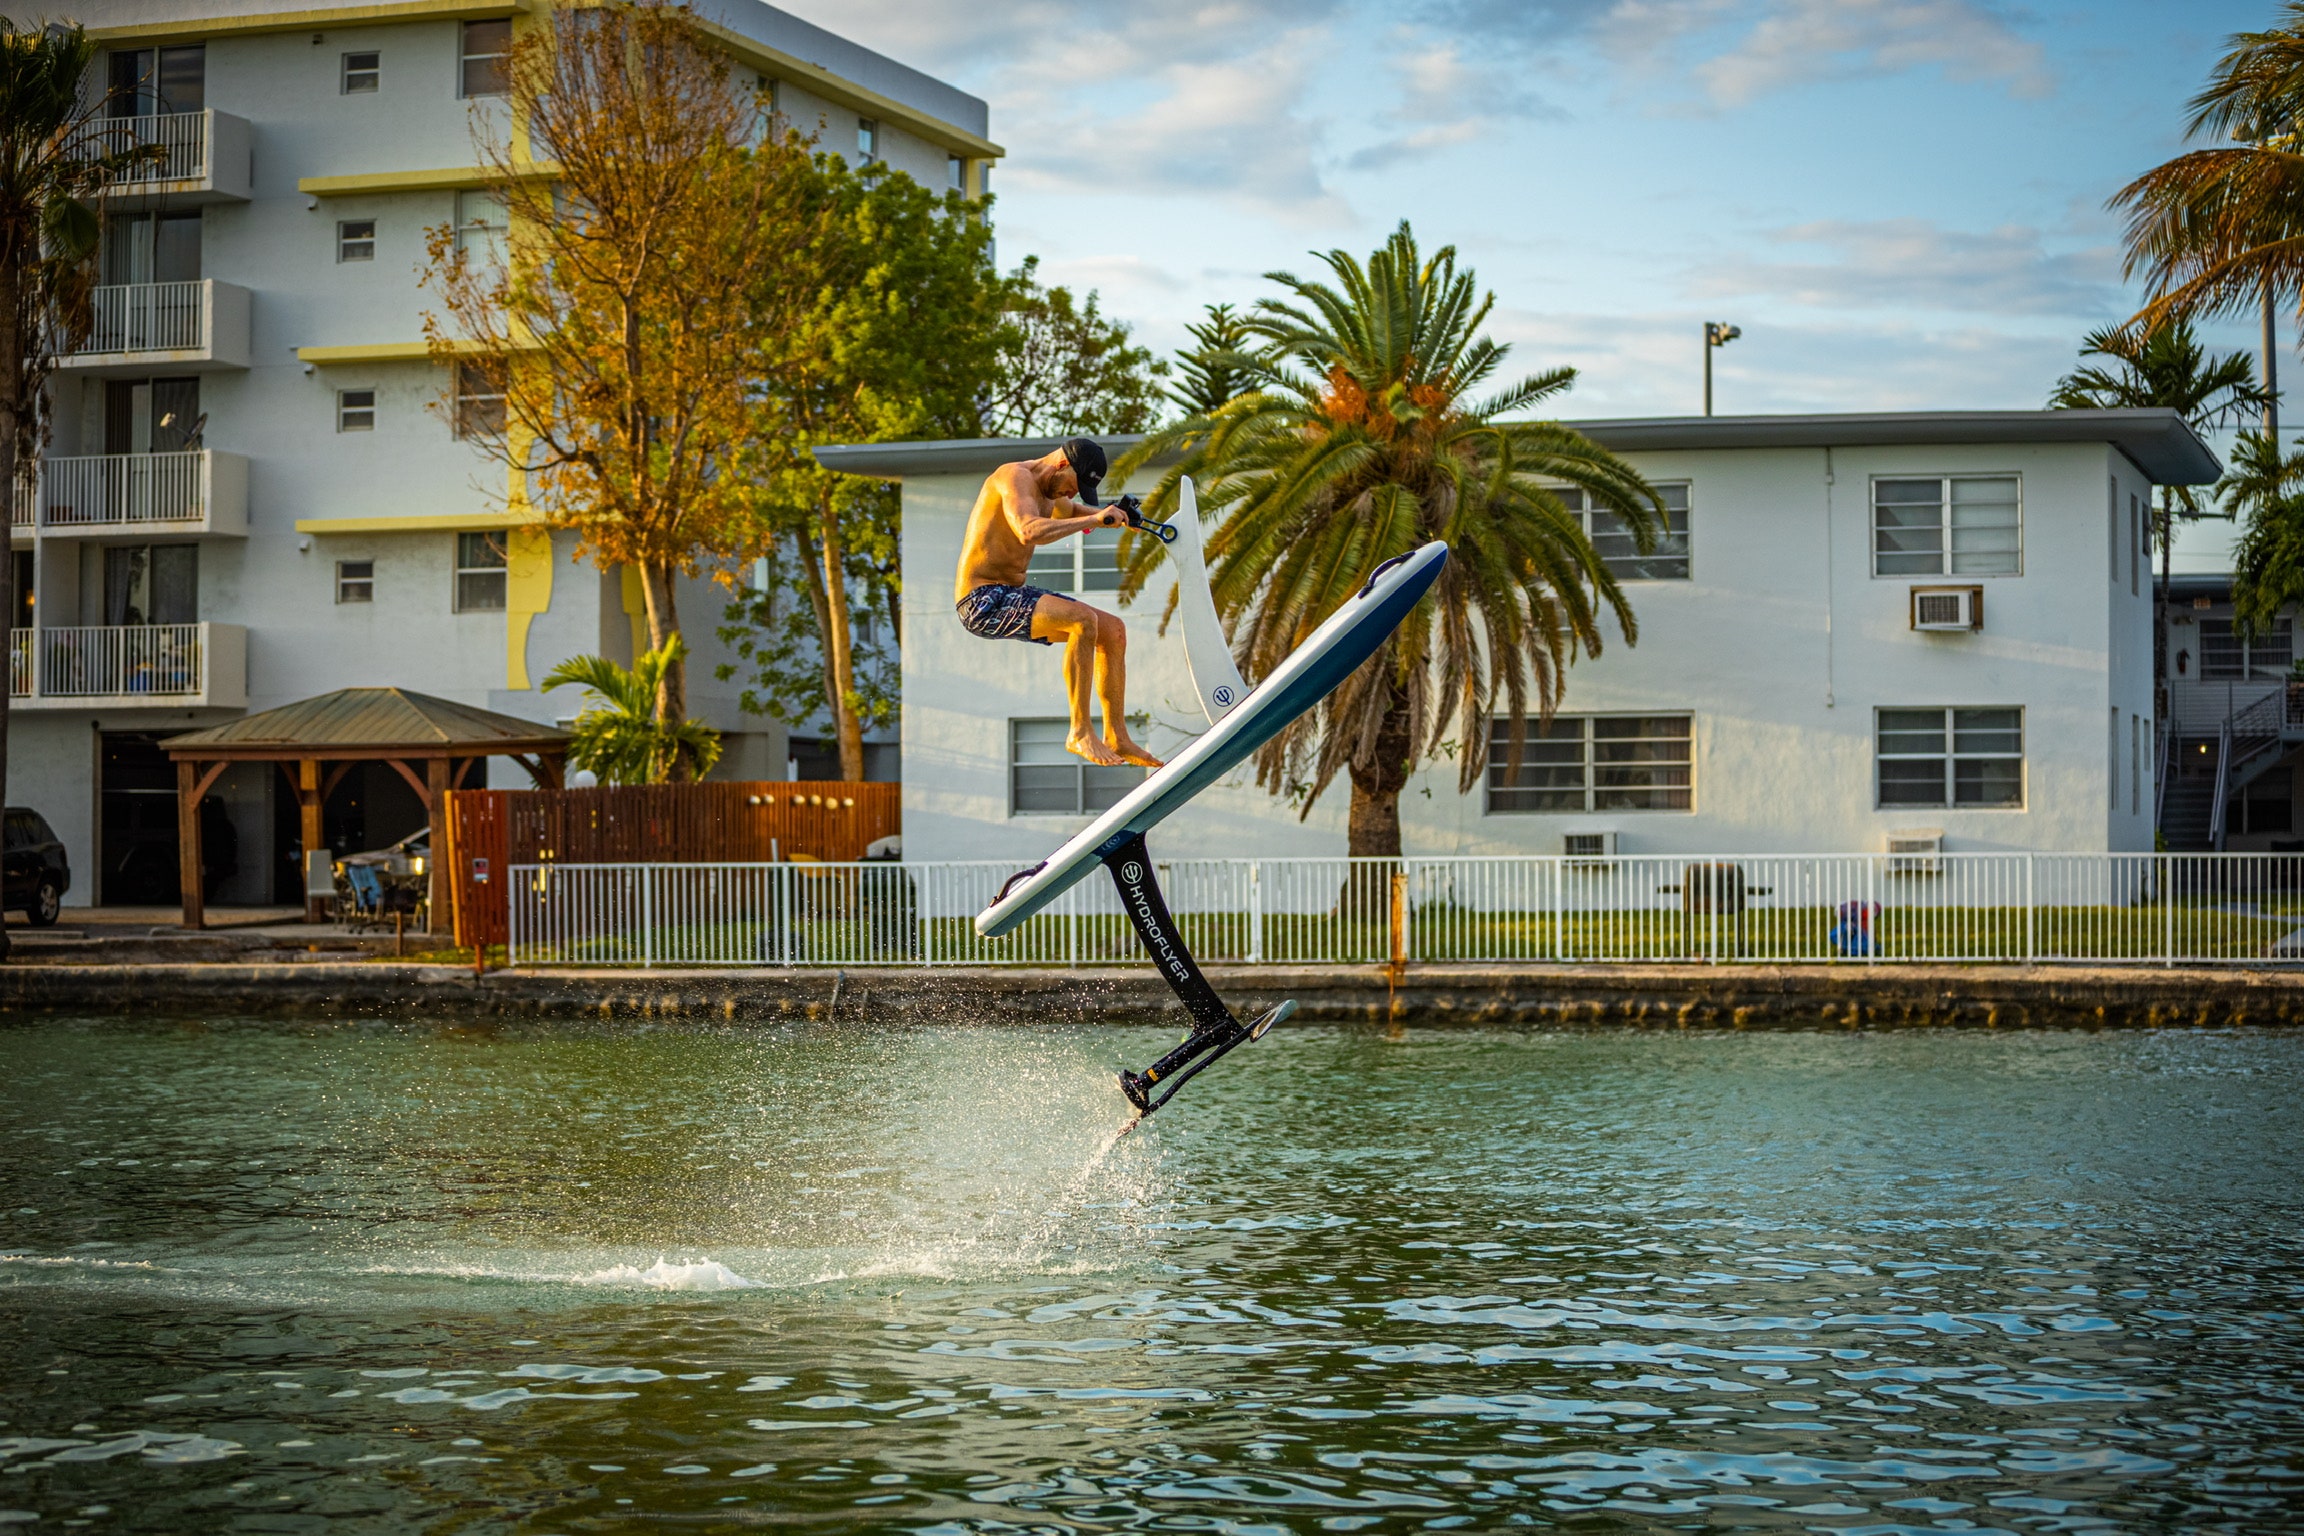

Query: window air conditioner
1885 829 1944 875
1563 830 1618 863
1911 585 1982 631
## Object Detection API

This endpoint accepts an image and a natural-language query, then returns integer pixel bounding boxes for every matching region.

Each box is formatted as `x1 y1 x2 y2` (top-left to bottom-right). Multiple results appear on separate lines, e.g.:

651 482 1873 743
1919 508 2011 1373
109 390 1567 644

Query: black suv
3 807 70 926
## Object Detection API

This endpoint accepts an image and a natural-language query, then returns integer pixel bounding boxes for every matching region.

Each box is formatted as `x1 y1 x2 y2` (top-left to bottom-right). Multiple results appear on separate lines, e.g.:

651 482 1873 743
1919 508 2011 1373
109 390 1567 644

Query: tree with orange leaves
422 0 823 771
1114 223 1661 859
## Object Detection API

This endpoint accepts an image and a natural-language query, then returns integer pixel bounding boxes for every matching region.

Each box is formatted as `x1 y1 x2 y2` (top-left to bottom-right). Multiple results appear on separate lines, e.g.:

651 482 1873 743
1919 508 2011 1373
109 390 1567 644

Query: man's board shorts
956 582 1055 645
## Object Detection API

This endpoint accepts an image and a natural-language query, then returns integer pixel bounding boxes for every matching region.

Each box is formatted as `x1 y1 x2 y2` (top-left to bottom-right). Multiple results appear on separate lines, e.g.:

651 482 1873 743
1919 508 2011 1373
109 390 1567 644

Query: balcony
28 450 247 539
72 110 253 208
8 623 247 710
61 280 251 375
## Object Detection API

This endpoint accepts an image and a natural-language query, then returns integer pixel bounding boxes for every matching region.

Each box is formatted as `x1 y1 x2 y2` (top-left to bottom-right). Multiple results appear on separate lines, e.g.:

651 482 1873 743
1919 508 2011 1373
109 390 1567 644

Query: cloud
1346 36 1562 172
1422 0 2050 109
1691 219 2117 317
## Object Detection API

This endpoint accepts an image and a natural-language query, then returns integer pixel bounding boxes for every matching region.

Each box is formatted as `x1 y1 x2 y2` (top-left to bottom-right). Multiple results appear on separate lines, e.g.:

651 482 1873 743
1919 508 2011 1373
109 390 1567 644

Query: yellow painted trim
503 524 552 690
692 18 1004 162
295 511 543 534
620 565 648 662
296 338 526 365
90 0 523 44
299 163 557 198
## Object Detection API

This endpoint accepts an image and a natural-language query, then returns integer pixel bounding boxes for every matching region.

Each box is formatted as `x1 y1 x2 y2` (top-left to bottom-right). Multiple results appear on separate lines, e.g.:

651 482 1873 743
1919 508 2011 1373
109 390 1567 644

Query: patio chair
340 862 387 933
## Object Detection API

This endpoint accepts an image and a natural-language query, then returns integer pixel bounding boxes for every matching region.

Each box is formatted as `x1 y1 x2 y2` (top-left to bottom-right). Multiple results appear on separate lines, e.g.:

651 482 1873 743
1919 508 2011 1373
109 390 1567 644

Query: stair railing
2155 718 2173 828
2209 714 2234 851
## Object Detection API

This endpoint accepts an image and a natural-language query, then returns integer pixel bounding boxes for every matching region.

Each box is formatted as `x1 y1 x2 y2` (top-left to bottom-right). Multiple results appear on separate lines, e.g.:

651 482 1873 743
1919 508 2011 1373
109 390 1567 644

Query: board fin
1169 477 1250 725
1104 831 1292 1124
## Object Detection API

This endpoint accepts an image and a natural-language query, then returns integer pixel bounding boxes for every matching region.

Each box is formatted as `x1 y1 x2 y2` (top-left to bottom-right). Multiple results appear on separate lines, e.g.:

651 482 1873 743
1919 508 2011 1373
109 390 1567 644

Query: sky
777 0 2268 434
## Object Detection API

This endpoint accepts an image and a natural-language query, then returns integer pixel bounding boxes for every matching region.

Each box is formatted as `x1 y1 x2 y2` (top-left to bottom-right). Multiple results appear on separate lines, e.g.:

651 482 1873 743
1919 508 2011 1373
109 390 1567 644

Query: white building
3 0 996 907
823 410 2216 864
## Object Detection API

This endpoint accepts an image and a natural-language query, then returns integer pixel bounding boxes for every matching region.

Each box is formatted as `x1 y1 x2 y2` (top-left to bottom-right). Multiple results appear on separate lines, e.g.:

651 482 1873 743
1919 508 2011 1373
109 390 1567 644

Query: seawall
2 961 2301 1029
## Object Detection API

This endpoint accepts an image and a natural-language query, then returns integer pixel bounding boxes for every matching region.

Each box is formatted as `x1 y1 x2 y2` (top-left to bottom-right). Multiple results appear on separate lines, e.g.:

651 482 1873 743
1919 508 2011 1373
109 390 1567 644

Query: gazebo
161 688 570 931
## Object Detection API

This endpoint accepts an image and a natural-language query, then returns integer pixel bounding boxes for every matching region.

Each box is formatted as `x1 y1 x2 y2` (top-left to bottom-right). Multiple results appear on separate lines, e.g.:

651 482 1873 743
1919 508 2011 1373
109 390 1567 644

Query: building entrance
99 731 235 906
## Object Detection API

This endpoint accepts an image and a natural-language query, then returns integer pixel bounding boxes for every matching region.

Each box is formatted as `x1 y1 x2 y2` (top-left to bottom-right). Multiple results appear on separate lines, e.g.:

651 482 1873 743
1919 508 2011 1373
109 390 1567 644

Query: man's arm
1000 466 1126 547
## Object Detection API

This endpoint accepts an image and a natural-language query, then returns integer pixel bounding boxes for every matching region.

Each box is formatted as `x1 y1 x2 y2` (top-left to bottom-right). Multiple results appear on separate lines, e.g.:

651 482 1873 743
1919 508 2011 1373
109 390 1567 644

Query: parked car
3 807 70 926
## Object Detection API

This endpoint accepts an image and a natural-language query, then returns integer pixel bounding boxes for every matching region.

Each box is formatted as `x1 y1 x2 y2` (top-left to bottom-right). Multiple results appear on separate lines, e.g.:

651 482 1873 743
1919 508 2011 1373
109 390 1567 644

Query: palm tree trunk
1345 676 1414 859
789 525 842 762
816 490 865 783
636 559 689 780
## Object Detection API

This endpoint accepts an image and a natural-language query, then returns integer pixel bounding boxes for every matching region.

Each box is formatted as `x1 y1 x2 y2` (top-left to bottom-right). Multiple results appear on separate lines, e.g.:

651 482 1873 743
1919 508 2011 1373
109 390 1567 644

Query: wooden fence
446 781 899 951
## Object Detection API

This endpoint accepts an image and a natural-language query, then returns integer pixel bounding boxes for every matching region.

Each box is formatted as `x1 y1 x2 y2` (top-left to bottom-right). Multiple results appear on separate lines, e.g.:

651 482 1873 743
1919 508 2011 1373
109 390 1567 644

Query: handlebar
1098 494 1177 544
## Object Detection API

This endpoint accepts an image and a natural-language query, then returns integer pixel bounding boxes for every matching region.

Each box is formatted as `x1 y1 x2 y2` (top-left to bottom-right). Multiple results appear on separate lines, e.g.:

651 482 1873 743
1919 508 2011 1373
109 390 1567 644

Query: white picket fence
503 853 2304 969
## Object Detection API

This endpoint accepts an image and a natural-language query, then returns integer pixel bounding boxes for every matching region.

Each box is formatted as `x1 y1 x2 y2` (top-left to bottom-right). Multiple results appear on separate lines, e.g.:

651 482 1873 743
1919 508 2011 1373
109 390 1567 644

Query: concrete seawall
3 961 2302 1028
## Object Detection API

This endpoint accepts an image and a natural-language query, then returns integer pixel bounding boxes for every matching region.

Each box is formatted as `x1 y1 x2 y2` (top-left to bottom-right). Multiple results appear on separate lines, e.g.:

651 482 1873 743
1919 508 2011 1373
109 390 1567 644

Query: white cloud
1692 219 2116 317
1425 0 2050 109
1346 36 1560 171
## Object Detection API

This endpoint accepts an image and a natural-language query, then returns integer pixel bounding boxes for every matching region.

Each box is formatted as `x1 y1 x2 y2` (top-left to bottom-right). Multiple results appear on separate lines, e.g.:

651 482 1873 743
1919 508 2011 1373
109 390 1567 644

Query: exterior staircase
2160 684 2297 851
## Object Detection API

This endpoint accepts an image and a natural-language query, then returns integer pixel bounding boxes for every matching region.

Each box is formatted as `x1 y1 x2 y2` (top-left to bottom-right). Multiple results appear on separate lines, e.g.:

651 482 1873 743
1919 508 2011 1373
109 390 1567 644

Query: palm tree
1166 302 1264 415
2113 4 2304 346
2215 429 2304 638
543 638 723 785
2048 323 2266 653
2 21 115 961
1114 222 1662 859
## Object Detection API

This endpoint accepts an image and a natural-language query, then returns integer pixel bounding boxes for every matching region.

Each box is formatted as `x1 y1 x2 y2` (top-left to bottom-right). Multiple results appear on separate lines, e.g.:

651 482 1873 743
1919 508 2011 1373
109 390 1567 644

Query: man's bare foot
1108 734 1164 769
1067 731 1127 766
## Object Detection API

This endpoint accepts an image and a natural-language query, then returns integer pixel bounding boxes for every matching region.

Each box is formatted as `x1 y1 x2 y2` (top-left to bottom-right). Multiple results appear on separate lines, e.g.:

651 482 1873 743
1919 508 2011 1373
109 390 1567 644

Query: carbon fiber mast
1103 832 1292 1121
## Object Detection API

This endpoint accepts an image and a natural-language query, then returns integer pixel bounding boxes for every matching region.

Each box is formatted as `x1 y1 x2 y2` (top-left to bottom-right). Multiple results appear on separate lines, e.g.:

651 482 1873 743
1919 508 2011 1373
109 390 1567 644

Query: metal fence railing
83 281 205 355
37 450 208 528
503 853 2304 969
35 623 204 698
72 110 209 185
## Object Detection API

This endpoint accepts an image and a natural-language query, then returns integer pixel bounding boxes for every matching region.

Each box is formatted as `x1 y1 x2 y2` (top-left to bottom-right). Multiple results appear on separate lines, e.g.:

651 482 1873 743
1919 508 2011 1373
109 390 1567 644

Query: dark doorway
100 731 238 906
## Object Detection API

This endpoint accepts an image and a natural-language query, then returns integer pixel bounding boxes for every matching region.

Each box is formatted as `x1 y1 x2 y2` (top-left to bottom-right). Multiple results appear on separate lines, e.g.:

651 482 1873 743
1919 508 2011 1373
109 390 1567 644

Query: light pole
1704 321 1741 416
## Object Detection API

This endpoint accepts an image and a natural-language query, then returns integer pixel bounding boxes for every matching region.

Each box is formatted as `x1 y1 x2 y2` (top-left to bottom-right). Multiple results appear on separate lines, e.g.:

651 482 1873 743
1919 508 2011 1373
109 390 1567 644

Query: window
2200 617 2292 679
453 189 507 268
461 19 511 98
1876 707 2023 808
342 49 380 93
337 388 376 432
857 118 879 162
1010 718 1143 814
106 45 203 116
1549 483 1690 580
11 548 32 631
101 543 197 626
454 531 506 612
948 154 965 193
762 75 781 115
1025 526 1123 594
336 559 374 604
337 218 375 262
1486 714 1692 813
1873 475 2020 577
2130 493 2141 595
2131 711 2142 816
454 360 505 439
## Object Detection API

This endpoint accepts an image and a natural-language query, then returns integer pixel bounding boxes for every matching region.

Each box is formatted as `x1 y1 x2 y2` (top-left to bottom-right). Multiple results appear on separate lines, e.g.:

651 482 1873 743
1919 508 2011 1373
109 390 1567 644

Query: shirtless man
954 437 1163 768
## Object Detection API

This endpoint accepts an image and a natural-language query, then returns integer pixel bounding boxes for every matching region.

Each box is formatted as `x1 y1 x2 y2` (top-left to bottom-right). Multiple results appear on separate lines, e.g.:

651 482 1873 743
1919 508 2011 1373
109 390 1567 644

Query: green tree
2047 321 2265 641
719 154 1004 780
2220 429 2304 638
1114 222 1661 859
979 255 1168 437
1168 301 1263 414
543 638 723 784
1 21 116 959
2113 5 2304 339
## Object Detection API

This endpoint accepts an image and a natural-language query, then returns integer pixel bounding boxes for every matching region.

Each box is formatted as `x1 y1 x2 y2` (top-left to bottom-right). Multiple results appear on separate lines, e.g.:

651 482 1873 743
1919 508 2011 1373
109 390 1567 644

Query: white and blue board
973 490 1448 1126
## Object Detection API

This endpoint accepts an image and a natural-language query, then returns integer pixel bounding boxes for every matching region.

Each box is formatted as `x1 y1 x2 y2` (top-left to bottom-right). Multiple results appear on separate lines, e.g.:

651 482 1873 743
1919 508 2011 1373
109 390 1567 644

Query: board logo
1120 860 1144 885
1213 685 1235 706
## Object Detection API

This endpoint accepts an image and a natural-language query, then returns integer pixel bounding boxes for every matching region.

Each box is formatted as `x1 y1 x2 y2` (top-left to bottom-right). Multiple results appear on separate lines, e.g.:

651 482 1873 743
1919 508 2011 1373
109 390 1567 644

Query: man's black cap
1060 436 1107 502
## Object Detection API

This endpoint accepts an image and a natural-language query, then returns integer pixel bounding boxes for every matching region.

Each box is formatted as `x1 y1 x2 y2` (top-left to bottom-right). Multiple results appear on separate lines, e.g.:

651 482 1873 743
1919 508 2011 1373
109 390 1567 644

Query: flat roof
814 409 2221 486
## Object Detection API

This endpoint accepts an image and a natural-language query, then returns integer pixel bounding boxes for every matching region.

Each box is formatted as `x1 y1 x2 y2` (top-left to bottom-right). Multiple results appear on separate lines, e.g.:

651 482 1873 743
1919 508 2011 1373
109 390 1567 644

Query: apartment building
824 410 2214 863
2 0 996 906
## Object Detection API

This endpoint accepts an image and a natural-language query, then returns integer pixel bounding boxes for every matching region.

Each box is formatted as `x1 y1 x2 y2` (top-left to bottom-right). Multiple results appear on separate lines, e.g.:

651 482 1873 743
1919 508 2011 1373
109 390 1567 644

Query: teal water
0 1020 2298 1534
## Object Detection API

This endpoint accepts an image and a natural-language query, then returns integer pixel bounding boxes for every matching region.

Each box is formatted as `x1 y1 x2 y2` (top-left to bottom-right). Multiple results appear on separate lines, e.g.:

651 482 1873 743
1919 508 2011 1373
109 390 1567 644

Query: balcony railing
37 623 206 698
7 630 25 698
39 450 208 528
85 281 205 354
74 110 207 184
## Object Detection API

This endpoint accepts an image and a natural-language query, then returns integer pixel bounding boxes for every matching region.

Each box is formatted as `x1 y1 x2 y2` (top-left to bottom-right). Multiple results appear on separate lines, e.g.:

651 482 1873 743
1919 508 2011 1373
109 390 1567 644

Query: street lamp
1703 321 1741 417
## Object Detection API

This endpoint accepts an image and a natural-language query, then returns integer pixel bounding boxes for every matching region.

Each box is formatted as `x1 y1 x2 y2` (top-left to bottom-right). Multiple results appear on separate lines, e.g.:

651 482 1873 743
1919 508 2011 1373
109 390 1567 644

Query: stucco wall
901 439 2157 863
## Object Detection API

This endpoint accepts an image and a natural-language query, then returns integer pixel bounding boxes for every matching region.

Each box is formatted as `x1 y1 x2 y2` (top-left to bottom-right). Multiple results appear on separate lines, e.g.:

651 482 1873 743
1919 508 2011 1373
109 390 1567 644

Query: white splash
575 1258 766 1292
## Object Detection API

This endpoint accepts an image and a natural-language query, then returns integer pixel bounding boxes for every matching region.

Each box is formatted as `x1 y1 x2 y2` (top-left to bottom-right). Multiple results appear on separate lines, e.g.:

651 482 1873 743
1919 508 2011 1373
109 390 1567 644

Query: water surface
0 1020 2298 1533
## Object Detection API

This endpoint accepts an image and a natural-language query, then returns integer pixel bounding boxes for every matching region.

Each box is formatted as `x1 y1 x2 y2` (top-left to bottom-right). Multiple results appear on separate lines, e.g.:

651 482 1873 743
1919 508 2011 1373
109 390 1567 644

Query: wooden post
428 757 452 935
299 758 325 923
176 759 205 930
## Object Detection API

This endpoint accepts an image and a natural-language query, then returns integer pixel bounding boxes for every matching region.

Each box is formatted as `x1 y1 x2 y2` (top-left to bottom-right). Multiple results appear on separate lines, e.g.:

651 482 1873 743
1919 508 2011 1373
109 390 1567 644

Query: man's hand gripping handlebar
1092 493 1177 544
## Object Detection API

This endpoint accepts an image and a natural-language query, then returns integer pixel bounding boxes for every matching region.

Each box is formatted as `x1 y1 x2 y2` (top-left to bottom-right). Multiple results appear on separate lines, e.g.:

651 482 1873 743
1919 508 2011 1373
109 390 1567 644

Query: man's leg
1031 594 1125 766
1091 612 1163 768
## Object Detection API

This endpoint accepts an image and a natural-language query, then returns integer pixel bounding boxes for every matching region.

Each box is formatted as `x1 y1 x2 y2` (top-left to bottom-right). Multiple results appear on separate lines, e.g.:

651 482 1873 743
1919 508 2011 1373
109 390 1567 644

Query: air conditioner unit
1911 585 1983 631
1563 830 1618 863
1885 829 1944 875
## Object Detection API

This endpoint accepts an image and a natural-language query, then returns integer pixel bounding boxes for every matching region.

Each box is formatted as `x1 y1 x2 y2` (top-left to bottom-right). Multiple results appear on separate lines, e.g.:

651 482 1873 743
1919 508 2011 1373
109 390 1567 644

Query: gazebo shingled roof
160 687 570 756
161 688 569 931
